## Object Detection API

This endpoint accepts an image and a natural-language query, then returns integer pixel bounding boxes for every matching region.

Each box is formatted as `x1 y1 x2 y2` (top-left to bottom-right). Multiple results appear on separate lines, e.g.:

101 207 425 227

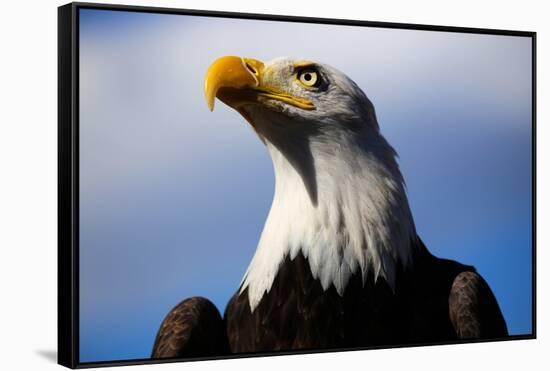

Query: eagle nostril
245 62 257 75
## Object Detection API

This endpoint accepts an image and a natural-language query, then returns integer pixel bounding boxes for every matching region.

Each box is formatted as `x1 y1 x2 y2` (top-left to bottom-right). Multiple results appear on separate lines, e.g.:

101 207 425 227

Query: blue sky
78 8 533 363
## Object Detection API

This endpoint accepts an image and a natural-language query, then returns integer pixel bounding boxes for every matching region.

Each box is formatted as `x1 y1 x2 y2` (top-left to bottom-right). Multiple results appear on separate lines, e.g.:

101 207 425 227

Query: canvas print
74 6 533 365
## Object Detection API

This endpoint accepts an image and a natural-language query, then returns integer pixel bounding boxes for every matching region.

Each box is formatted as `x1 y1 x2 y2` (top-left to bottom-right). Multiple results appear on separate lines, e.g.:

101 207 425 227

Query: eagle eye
297 68 321 88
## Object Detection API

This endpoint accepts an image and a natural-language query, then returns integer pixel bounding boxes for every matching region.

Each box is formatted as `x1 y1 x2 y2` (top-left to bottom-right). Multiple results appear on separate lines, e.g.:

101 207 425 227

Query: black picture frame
58 2 537 368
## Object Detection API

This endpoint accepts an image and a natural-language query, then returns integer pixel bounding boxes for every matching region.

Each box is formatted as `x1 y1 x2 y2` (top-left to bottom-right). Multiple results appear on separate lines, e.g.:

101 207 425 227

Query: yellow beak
204 56 315 112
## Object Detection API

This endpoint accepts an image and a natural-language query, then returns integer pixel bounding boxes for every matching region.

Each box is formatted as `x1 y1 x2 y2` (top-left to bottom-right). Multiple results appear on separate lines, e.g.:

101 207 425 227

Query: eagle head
205 56 380 145
204 56 416 310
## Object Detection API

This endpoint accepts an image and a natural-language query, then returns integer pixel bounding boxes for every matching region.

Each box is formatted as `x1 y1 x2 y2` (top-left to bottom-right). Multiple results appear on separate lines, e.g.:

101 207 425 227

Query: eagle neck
240 128 417 311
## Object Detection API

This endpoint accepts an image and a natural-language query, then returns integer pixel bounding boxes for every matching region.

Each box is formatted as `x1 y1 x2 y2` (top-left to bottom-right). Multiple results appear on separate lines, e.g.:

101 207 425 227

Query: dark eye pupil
304 73 312 81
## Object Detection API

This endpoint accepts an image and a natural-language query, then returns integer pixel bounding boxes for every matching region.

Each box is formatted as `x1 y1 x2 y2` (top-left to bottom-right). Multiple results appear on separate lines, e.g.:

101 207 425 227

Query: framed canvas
58 2 536 368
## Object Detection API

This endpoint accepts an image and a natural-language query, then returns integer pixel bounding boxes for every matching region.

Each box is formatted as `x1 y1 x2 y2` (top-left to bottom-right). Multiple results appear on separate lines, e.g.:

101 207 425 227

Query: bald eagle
151 56 507 358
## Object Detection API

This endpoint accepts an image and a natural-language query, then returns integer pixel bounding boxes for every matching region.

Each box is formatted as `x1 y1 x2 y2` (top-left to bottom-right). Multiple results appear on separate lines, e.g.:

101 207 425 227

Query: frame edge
72 1 536 36
58 2 78 369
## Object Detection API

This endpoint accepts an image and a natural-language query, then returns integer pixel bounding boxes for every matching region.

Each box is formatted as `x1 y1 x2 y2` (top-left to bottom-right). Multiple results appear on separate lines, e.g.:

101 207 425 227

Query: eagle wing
448 271 508 339
151 297 228 358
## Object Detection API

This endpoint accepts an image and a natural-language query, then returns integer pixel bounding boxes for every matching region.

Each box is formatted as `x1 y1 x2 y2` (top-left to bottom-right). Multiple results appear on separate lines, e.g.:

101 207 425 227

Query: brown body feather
449 271 508 338
151 297 228 358
152 239 507 357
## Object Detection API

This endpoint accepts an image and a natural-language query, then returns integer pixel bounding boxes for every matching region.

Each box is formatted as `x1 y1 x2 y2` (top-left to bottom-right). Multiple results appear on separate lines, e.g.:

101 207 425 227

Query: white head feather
236 57 417 311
